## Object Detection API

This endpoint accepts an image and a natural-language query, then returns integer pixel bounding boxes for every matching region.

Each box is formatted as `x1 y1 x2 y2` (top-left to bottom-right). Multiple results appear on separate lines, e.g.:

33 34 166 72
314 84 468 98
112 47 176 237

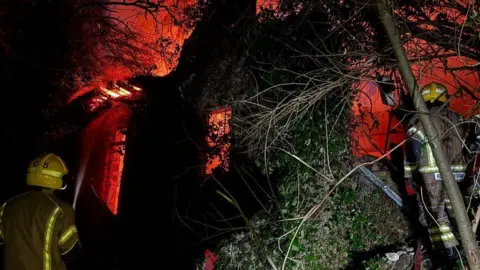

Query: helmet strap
60 183 68 191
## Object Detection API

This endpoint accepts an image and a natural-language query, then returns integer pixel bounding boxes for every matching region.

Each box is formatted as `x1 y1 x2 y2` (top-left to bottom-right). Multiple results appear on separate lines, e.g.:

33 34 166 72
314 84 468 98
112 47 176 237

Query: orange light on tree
109 0 197 77
206 107 232 174
68 0 287 104
257 0 280 13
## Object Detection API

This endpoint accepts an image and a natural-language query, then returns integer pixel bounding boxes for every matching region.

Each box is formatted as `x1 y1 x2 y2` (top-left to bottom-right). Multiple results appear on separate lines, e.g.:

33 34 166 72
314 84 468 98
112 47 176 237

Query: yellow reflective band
408 127 437 169
425 144 436 167
431 232 456 242
419 166 439 173
421 90 431 95
59 225 77 245
451 165 467 171
404 165 418 172
429 225 452 234
42 170 63 178
44 207 61 270
28 168 63 177
420 165 466 174
0 203 5 217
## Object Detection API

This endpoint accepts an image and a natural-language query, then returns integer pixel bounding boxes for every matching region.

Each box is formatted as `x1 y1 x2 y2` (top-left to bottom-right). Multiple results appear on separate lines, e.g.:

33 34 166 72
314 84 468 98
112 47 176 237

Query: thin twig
281 140 407 270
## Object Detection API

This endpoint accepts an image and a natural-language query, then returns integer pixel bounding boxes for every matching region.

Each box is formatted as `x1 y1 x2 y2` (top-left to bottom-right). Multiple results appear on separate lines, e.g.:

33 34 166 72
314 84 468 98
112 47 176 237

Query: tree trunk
376 0 480 268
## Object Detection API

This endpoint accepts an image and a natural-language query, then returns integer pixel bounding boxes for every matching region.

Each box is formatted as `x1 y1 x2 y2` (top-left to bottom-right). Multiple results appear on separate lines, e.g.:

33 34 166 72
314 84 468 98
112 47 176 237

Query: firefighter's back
435 108 465 164
1 190 70 270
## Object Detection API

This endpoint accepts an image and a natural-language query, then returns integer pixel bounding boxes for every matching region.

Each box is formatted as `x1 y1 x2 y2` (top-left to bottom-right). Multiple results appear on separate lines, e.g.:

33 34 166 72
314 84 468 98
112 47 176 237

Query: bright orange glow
80 105 130 216
131 85 142 91
353 2 479 158
206 107 232 174
256 0 302 19
101 87 121 98
257 0 279 13
117 87 131 96
88 82 142 112
67 1 197 102
101 84 133 98
69 0 288 102
106 0 196 77
352 81 406 159
102 129 126 215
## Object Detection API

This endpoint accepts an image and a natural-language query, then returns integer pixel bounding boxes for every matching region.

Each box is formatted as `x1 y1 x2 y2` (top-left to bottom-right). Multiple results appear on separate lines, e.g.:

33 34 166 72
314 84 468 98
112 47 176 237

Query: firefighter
403 82 467 267
0 153 81 270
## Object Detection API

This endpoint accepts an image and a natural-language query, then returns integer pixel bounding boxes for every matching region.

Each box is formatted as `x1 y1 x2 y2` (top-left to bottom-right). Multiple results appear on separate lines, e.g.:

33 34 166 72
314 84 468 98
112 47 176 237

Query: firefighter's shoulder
51 196 75 217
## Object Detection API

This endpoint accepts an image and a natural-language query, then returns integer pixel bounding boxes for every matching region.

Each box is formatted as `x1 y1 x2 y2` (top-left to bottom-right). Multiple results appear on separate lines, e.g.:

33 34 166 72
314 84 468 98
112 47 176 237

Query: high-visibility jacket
403 106 466 250
404 107 467 184
0 190 80 270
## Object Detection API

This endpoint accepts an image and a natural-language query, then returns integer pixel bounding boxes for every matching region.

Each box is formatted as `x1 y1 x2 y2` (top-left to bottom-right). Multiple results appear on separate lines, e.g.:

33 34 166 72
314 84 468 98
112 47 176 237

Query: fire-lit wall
77 104 131 215
101 129 126 214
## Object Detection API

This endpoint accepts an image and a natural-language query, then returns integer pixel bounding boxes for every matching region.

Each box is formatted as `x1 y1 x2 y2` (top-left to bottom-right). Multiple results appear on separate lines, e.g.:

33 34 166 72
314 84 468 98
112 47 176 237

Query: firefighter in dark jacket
403 82 467 266
0 153 81 270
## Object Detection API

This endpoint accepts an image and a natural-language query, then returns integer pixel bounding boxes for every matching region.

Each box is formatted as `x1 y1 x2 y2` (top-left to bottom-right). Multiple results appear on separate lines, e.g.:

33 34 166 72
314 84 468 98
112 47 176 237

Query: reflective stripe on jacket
404 108 467 178
0 190 79 270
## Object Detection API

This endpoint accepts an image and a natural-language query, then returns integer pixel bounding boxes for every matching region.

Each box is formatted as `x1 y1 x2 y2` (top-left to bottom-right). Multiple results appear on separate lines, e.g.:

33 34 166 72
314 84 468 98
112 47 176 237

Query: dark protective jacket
403 106 466 250
404 107 467 179
0 190 80 270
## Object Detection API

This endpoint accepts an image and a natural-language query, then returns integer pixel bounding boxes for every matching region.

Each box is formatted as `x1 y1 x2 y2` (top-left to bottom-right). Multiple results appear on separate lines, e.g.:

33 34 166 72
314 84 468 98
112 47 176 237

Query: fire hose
358 165 403 208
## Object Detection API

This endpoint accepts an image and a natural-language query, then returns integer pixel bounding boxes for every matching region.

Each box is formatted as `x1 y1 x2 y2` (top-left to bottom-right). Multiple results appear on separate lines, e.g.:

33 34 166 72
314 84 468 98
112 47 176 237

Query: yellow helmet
26 153 68 190
421 82 448 103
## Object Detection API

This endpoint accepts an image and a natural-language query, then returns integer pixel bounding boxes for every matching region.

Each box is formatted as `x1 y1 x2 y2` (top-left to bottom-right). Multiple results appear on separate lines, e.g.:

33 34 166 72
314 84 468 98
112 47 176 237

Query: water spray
73 135 94 209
